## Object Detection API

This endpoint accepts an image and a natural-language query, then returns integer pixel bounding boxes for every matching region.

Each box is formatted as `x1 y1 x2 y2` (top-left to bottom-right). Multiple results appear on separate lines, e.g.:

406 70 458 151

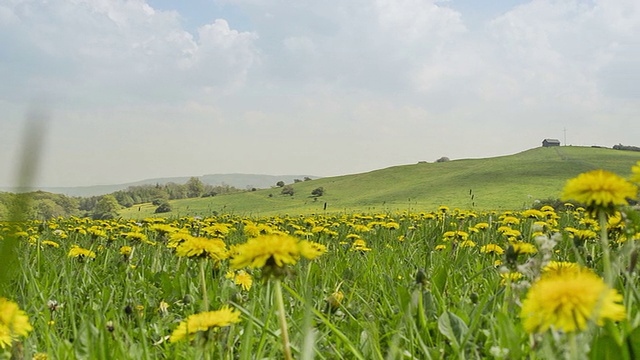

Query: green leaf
438 311 468 350
590 334 627 360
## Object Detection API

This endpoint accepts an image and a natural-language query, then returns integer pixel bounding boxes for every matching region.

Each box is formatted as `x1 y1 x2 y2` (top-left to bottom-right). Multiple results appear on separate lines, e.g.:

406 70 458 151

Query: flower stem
274 279 293 360
200 260 209 311
598 211 613 286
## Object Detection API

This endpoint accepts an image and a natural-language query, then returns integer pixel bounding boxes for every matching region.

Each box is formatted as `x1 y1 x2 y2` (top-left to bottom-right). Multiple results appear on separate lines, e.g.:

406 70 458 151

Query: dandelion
325 290 344 313
234 270 253 291
562 169 637 214
0 298 32 349
41 240 59 248
230 234 324 271
169 306 241 343
67 245 96 260
521 268 625 333
119 245 132 258
543 261 580 275
480 244 504 255
175 237 228 263
350 239 371 252
510 242 537 255
500 272 523 286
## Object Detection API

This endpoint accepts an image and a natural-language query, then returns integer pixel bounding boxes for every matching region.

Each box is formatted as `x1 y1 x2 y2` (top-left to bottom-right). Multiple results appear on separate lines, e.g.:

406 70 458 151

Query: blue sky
1 0 639 187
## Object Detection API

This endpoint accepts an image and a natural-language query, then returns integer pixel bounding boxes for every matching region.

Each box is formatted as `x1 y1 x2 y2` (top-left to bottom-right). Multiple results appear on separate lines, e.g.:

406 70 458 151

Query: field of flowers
2 165 640 359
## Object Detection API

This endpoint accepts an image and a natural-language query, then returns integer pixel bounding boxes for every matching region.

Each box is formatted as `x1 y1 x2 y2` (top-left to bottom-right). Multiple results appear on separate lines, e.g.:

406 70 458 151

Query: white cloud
1 0 639 187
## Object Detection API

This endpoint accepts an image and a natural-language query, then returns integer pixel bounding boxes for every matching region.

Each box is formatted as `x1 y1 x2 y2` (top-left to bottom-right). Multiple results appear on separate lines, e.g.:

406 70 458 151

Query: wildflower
120 246 132 257
474 222 490 230
325 291 344 312
169 306 241 343
562 169 637 214
0 298 33 349
521 268 625 333
542 261 580 275
67 245 96 260
41 240 59 248
175 237 228 263
230 234 324 270
351 239 372 252
500 272 523 286
434 244 447 251
234 270 253 291
459 240 476 248
510 242 537 255
299 240 327 258
480 244 504 255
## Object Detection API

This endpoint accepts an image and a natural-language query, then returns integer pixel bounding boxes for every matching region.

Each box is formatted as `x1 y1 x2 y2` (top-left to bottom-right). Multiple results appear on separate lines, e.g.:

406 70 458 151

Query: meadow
1 150 640 359
119 146 640 219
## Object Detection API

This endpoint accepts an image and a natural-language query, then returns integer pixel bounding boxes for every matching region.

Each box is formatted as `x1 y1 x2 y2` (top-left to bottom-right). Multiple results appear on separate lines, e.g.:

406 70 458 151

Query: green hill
119 146 640 218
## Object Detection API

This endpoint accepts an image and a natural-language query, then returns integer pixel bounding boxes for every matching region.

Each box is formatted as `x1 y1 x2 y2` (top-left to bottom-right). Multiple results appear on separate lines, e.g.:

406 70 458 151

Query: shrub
281 185 295 196
154 201 172 213
311 187 324 197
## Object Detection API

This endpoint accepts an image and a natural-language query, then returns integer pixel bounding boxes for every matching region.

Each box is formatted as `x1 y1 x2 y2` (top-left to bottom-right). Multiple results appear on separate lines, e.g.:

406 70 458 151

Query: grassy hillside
119 146 640 218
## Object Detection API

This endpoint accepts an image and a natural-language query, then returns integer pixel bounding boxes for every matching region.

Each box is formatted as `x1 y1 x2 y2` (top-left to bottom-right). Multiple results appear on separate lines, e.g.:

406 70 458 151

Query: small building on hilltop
542 138 561 147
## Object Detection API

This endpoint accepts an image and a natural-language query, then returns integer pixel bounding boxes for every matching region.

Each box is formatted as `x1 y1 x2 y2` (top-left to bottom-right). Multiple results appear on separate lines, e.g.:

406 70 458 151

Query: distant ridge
0 174 321 197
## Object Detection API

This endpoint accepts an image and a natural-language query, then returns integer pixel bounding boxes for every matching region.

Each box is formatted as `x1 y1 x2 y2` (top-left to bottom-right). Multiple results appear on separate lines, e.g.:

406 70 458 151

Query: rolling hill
118 146 640 218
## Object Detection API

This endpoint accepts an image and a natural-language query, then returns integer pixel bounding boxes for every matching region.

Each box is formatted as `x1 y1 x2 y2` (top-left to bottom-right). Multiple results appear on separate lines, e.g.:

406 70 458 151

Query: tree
281 185 295 196
311 187 325 197
186 177 205 198
92 195 121 219
276 181 285 187
304 177 312 181
436 157 450 163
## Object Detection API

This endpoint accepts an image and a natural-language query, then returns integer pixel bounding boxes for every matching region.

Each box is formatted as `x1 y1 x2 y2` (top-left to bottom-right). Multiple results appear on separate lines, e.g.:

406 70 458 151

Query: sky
1 0 639 187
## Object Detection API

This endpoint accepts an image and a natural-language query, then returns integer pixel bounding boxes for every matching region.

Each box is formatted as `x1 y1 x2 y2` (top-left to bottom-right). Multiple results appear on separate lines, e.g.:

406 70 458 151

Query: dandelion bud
106 320 115 332
415 269 428 287
469 292 479 304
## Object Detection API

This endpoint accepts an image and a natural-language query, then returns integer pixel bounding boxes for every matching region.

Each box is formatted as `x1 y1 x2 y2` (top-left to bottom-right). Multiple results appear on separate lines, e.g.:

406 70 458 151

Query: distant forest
0 177 242 220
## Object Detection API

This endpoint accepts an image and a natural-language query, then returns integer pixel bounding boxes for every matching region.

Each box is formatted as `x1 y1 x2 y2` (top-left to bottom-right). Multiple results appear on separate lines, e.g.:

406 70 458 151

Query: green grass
120 146 640 218
5 207 640 359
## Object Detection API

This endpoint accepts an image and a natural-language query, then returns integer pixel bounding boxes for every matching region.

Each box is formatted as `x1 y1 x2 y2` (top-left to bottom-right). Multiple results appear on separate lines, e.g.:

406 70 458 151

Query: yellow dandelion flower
230 234 324 269
562 169 637 213
434 244 447 251
326 290 344 311
0 298 32 349
543 261 580 275
41 240 59 248
474 222 490 230
459 240 476 248
351 239 372 252
480 244 504 255
119 246 132 256
521 268 625 333
500 272 523 286
67 245 96 259
510 242 537 255
169 306 241 343
175 237 227 262
234 270 253 291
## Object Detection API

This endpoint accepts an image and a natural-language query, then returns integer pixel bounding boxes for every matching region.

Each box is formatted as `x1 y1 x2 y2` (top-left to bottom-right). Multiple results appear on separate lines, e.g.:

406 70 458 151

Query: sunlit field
2 163 640 359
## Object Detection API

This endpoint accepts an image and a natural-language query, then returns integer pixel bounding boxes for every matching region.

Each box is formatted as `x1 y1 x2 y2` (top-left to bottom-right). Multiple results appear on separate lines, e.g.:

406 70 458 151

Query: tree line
0 177 242 220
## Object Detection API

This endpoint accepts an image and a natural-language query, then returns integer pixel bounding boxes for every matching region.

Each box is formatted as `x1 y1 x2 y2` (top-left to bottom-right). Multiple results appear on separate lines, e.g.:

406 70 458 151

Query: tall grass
2 204 640 359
